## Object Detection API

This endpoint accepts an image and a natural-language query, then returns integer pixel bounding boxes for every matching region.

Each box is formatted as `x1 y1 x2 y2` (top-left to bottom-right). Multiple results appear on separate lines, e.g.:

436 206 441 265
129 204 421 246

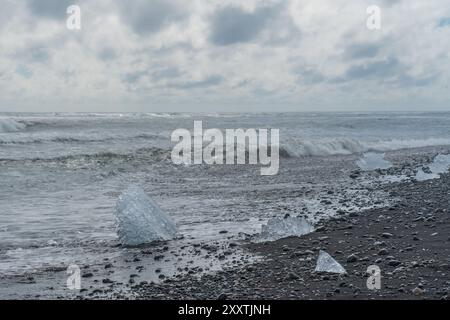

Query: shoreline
1 148 449 300
128 174 450 300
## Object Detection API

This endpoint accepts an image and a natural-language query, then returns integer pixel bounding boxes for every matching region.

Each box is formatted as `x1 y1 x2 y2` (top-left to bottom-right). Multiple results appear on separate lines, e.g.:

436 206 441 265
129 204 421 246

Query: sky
0 0 449 112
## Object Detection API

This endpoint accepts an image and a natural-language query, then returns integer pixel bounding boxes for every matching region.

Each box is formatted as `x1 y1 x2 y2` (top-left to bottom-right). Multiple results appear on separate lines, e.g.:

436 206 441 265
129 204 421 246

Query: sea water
1 112 450 289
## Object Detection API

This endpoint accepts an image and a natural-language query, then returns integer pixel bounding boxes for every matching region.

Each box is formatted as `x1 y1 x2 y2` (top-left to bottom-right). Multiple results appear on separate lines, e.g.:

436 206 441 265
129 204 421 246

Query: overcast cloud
0 0 449 112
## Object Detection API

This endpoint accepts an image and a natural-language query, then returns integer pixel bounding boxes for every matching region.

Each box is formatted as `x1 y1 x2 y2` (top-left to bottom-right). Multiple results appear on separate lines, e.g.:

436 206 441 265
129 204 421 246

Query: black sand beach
120 171 450 300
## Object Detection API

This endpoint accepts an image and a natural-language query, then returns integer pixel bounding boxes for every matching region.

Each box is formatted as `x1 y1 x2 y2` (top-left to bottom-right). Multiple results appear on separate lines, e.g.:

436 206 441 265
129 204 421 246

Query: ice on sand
415 169 439 181
315 250 347 274
356 152 392 171
115 185 176 246
415 154 450 181
255 216 314 242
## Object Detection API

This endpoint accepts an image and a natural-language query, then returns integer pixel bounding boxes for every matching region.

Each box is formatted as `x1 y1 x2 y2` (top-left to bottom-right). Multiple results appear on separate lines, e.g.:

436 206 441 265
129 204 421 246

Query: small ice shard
415 154 450 181
314 250 347 274
430 154 450 173
115 185 176 246
415 169 438 181
255 216 314 242
379 174 408 183
356 152 392 171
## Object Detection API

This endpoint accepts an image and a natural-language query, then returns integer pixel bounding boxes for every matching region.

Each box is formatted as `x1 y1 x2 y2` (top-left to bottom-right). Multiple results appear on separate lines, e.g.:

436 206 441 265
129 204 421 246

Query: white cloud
0 0 450 112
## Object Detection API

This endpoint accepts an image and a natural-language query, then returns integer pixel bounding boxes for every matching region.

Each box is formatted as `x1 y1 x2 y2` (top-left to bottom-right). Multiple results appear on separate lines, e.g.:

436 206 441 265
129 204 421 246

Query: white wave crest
282 137 450 157
0 118 26 133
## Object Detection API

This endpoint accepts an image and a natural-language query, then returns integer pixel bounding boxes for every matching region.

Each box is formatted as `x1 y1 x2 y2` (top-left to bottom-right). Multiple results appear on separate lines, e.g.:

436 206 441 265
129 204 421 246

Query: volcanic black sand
126 173 450 300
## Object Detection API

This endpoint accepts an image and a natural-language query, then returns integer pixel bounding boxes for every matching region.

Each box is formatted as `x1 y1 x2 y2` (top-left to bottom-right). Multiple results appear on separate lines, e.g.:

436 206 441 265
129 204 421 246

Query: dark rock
388 260 401 267
217 293 228 300
286 272 300 281
381 233 393 238
412 287 424 296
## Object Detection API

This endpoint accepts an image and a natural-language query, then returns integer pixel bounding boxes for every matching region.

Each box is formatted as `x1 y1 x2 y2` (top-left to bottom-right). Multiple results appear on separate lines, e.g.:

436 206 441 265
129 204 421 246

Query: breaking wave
281 137 450 157
0 147 171 163
0 118 27 133
0 133 161 145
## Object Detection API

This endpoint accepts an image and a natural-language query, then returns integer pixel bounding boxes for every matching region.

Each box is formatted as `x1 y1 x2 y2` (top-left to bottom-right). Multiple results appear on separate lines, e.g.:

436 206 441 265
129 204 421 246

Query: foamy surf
281 137 450 157
0 118 26 133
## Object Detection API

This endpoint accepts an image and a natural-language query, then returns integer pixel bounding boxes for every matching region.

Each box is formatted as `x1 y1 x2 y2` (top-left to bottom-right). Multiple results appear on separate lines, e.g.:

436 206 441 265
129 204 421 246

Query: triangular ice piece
314 250 347 274
115 185 177 246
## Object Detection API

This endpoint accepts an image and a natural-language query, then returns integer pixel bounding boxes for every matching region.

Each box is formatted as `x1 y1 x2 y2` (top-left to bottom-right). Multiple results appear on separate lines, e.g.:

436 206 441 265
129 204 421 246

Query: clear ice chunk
314 250 347 274
356 152 392 171
415 154 450 181
255 216 315 242
415 169 438 181
115 185 177 246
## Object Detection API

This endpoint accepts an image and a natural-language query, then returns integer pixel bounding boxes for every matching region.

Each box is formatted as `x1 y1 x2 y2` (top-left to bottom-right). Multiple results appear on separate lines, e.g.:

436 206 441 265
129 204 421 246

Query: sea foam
0 118 26 133
282 137 450 157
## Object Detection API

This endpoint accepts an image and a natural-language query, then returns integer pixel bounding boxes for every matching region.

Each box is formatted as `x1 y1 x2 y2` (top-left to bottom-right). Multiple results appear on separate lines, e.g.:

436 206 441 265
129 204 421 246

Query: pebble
286 272 300 280
388 260 401 267
412 287 424 296
82 272 94 278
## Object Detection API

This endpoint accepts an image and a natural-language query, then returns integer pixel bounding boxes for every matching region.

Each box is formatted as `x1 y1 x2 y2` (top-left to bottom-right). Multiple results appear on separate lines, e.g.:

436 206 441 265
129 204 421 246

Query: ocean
1 112 450 298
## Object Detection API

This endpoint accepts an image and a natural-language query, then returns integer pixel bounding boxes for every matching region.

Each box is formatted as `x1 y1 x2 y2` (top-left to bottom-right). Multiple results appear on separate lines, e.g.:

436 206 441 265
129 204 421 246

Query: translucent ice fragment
415 169 438 181
415 154 450 181
115 185 176 246
255 217 314 242
314 250 347 274
356 152 392 171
